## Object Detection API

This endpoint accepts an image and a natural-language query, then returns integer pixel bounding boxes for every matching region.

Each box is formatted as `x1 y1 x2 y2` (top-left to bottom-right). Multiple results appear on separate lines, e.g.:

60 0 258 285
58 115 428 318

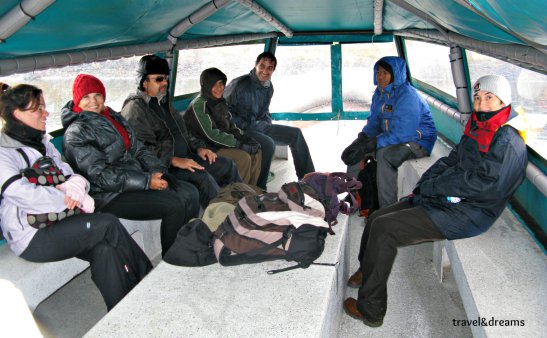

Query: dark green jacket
183 95 243 151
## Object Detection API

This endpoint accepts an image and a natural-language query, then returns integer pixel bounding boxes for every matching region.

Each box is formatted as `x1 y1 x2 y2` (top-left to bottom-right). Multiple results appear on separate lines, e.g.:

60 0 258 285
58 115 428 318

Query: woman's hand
56 176 86 209
171 156 205 172
56 176 95 212
63 195 80 210
197 148 217 164
150 172 168 190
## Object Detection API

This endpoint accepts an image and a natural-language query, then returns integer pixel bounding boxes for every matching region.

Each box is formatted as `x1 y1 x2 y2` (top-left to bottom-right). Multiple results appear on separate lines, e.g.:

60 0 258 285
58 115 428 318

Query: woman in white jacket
0 84 151 310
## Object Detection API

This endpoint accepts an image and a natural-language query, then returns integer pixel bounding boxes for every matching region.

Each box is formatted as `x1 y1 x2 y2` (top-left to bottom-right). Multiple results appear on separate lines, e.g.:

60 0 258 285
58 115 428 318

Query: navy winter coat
224 70 273 132
413 110 527 239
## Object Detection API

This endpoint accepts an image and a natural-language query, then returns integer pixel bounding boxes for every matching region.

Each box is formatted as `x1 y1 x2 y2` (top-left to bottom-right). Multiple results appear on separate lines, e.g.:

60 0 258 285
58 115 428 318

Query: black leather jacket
61 101 166 209
121 90 207 167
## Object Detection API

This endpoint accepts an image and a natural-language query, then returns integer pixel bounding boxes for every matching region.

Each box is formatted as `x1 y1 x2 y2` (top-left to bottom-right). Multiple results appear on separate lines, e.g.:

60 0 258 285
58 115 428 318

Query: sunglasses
147 75 169 83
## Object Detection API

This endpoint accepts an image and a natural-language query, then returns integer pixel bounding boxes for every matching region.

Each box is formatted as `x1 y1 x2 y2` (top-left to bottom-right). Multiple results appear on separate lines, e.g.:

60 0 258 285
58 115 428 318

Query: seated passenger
121 55 241 208
224 52 315 189
62 74 199 256
343 75 527 327
341 56 437 209
184 67 262 186
0 84 152 310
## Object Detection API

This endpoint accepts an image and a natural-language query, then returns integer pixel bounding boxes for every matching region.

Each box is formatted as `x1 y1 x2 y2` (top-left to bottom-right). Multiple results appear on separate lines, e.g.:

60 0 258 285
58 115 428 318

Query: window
467 50 547 158
271 45 332 113
341 42 398 111
175 44 264 96
405 40 456 98
0 56 142 132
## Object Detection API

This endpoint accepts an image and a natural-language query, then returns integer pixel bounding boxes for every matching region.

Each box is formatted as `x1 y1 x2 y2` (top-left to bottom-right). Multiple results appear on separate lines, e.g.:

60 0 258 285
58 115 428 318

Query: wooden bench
84 213 351 337
398 139 547 338
0 219 161 312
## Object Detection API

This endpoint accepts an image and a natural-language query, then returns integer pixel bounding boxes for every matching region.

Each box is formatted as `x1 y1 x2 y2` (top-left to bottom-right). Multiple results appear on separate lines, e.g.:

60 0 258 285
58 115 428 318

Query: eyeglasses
147 75 169 83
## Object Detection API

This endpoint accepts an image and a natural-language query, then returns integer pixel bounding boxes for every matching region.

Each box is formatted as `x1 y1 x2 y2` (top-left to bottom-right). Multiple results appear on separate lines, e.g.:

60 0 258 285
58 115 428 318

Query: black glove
237 137 261 155
161 173 180 192
399 193 415 203
341 133 376 165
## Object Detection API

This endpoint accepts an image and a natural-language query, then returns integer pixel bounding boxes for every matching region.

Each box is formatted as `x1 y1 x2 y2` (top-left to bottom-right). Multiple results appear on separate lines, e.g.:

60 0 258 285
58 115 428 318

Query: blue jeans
244 130 274 189
247 124 315 188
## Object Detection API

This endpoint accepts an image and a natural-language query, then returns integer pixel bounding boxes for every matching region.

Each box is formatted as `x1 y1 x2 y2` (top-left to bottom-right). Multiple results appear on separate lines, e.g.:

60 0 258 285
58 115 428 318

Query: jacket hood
504 106 528 141
373 56 407 87
200 67 227 100
61 100 113 129
61 100 79 128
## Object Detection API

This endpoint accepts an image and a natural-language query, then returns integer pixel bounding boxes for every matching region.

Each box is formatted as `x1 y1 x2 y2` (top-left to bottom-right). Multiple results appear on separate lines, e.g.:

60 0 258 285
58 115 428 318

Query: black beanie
137 55 170 91
377 60 394 80
200 67 227 97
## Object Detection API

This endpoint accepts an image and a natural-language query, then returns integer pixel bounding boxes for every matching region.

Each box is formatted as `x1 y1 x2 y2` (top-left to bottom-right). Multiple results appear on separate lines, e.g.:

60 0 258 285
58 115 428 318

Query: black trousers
356 200 445 320
21 213 152 310
171 155 241 207
101 185 199 255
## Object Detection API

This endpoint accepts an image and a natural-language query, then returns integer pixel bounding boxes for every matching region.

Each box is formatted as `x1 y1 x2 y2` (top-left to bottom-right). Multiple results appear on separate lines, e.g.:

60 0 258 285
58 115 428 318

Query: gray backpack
212 182 330 272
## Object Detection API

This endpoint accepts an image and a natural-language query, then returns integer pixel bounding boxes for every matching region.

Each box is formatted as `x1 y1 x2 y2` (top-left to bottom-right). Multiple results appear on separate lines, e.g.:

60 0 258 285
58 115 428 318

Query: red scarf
74 105 131 150
101 108 130 151
464 106 511 153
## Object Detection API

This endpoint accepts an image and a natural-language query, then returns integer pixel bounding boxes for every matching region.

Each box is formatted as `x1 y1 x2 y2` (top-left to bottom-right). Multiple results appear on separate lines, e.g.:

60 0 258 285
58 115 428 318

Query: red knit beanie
72 74 106 109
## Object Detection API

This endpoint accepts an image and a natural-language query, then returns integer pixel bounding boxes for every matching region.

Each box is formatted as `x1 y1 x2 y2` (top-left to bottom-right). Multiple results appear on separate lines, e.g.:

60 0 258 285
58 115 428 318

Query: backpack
212 181 330 272
301 172 362 227
163 219 217 267
354 157 379 217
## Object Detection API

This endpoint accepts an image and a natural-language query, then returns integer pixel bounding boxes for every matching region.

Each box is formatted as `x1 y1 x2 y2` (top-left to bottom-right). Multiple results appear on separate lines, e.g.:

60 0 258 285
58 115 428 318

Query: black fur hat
137 55 170 91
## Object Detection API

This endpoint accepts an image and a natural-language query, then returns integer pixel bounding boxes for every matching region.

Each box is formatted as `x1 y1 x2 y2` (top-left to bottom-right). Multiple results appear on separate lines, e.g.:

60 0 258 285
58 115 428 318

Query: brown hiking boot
347 270 363 288
343 298 383 328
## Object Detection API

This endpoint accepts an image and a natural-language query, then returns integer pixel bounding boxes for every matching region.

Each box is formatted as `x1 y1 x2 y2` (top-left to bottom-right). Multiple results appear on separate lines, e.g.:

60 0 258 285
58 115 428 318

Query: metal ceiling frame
0 0 55 43
390 0 449 41
233 0 293 38
397 29 547 75
453 0 546 54
373 0 384 35
0 32 279 76
168 0 231 44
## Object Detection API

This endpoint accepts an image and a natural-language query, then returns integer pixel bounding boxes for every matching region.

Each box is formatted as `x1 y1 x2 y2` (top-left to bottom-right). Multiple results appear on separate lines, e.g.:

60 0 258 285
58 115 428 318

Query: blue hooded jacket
363 56 437 154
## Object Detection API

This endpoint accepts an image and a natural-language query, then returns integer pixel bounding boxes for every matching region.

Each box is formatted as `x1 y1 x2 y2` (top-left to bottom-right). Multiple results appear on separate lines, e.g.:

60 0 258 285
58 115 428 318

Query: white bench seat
0 219 161 312
399 139 547 338
85 214 351 337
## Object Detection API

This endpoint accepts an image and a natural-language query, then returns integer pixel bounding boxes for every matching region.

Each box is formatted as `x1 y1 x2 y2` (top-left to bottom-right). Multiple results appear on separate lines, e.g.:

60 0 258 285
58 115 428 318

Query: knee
91 213 123 237
260 136 276 154
294 127 304 139
217 156 238 172
177 181 199 202
240 152 252 166
369 218 397 245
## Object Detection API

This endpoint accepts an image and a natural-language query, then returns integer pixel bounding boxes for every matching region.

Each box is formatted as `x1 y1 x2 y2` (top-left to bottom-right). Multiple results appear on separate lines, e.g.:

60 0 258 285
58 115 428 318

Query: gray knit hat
473 75 512 105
